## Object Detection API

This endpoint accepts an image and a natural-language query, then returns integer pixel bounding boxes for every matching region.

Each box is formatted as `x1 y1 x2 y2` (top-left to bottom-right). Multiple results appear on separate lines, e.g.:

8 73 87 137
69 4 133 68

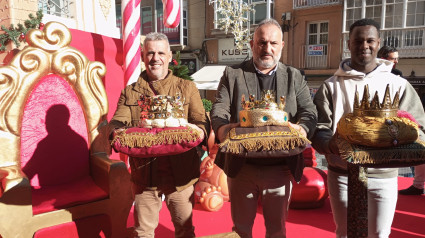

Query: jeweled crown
239 90 288 127
241 90 286 111
138 93 185 120
353 84 400 118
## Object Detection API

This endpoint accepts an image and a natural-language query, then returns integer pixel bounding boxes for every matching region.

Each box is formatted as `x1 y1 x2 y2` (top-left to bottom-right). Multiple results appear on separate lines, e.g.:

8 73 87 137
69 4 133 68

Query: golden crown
239 90 288 127
353 84 400 118
241 90 286 111
138 93 185 120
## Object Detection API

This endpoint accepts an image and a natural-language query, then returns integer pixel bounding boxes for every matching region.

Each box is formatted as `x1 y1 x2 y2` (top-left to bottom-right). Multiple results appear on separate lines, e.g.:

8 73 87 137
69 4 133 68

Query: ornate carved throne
0 22 132 238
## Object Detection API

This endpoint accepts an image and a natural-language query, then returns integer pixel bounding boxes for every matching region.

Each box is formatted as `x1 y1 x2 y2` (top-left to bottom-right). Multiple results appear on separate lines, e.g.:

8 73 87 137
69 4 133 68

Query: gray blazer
210 59 317 180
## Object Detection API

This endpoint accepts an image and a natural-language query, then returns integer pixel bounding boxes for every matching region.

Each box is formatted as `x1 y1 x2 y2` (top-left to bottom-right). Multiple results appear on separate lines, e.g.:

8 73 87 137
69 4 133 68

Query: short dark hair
349 18 380 37
377 45 398 59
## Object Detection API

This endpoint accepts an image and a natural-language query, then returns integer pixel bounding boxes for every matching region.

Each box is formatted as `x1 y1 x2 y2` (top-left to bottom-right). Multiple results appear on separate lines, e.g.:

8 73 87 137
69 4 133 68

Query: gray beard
254 53 281 69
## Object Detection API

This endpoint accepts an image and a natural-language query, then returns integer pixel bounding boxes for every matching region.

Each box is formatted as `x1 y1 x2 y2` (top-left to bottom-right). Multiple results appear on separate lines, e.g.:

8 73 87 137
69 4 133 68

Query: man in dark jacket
210 18 317 238
109 32 209 238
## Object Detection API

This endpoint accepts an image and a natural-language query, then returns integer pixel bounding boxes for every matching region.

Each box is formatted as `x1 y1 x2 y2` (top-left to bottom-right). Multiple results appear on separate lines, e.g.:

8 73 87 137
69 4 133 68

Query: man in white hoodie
312 18 425 238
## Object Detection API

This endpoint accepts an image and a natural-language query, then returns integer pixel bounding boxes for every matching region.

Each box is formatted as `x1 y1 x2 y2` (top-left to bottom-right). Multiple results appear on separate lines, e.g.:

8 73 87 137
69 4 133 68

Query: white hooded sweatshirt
313 58 425 178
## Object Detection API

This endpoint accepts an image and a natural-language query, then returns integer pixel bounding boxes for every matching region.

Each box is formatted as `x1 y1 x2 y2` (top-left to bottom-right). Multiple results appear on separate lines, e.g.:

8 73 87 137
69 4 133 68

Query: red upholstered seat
31 176 108 215
0 22 132 238
21 75 108 215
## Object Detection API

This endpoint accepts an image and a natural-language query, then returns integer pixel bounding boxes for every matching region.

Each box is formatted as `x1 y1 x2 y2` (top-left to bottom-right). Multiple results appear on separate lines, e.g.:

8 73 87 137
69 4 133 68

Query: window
116 0 188 46
407 0 425 27
116 4 122 32
345 0 363 30
38 0 75 19
342 0 425 59
305 22 329 68
385 0 403 28
250 0 274 25
141 7 153 35
214 0 274 28
344 0 425 30
183 8 188 46
308 22 329 45
365 0 382 26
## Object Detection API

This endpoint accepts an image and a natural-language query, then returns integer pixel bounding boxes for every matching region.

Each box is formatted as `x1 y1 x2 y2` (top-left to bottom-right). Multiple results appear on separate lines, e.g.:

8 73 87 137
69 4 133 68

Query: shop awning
192 65 226 90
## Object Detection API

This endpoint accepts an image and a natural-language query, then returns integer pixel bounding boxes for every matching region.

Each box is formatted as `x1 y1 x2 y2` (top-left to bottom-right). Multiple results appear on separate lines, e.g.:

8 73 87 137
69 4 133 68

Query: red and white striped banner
122 0 141 85
162 0 180 28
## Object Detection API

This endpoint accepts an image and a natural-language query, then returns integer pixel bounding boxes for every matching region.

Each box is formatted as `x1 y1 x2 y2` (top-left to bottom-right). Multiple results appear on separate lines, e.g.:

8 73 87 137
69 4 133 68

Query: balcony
299 44 331 69
342 27 425 59
293 0 342 10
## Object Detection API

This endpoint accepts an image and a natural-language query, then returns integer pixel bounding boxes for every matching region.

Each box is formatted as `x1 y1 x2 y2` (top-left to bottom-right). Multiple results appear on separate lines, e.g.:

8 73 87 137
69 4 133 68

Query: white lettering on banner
308 45 324 56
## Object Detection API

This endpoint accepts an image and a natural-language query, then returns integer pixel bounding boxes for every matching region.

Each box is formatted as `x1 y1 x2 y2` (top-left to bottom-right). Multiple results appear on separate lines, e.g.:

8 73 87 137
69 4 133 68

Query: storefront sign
218 38 250 63
408 78 425 86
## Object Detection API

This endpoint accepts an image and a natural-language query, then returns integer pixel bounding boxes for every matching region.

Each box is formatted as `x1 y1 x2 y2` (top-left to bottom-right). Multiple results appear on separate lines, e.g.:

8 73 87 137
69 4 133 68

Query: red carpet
127 177 425 237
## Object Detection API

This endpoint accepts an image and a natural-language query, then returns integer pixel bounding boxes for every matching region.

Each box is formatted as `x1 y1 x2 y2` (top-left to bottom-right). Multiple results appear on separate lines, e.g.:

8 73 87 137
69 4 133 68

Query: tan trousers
133 185 195 238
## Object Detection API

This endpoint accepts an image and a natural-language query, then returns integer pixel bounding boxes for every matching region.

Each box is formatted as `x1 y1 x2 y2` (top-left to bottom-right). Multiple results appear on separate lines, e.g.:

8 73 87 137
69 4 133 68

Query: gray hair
255 18 283 35
143 32 170 47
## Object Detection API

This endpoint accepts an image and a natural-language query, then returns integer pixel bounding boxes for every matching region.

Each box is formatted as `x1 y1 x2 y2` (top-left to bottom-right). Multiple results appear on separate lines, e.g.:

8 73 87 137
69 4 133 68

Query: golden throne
0 22 132 238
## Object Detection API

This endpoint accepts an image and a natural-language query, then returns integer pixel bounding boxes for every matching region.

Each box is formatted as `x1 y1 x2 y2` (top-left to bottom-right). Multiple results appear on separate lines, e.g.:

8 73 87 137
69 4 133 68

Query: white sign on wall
307 45 324 56
218 38 250 63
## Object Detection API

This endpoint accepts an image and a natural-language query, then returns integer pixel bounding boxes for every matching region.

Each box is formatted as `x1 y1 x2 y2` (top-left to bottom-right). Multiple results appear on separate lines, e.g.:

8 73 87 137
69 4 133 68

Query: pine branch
0 10 43 51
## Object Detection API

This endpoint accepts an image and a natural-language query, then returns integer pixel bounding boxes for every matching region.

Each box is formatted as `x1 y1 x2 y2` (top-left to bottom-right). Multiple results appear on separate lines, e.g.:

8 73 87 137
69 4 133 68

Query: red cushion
290 167 328 209
21 74 89 187
219 126 309 159
112 126 204 158
31 176 108 215
34 214 111 238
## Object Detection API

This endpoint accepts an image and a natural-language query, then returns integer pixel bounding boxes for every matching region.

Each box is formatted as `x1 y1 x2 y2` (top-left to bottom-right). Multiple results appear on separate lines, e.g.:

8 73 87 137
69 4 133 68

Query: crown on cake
138 93 185 120
353 84 400 118
239 90 288 127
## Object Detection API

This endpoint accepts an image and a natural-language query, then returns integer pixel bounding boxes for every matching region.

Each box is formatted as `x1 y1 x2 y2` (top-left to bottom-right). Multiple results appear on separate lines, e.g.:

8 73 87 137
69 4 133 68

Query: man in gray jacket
210 18 317 238
312 18 425 238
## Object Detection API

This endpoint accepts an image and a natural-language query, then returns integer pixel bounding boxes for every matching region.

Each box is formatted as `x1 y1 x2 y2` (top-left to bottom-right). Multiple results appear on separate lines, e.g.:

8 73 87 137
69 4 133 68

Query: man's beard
254 52 281 69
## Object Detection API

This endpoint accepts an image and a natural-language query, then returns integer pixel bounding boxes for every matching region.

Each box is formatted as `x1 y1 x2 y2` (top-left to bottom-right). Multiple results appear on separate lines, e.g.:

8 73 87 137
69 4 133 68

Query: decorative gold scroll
0 22 107 183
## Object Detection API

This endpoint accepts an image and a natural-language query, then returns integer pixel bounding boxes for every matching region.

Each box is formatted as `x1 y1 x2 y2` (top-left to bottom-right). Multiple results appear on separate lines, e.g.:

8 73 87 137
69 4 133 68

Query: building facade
0 0 120 63
203 0 425 99
1 0 424 99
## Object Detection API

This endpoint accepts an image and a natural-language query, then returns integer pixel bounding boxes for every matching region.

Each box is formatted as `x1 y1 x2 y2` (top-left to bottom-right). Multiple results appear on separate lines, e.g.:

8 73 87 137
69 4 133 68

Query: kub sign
308 45 324 56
